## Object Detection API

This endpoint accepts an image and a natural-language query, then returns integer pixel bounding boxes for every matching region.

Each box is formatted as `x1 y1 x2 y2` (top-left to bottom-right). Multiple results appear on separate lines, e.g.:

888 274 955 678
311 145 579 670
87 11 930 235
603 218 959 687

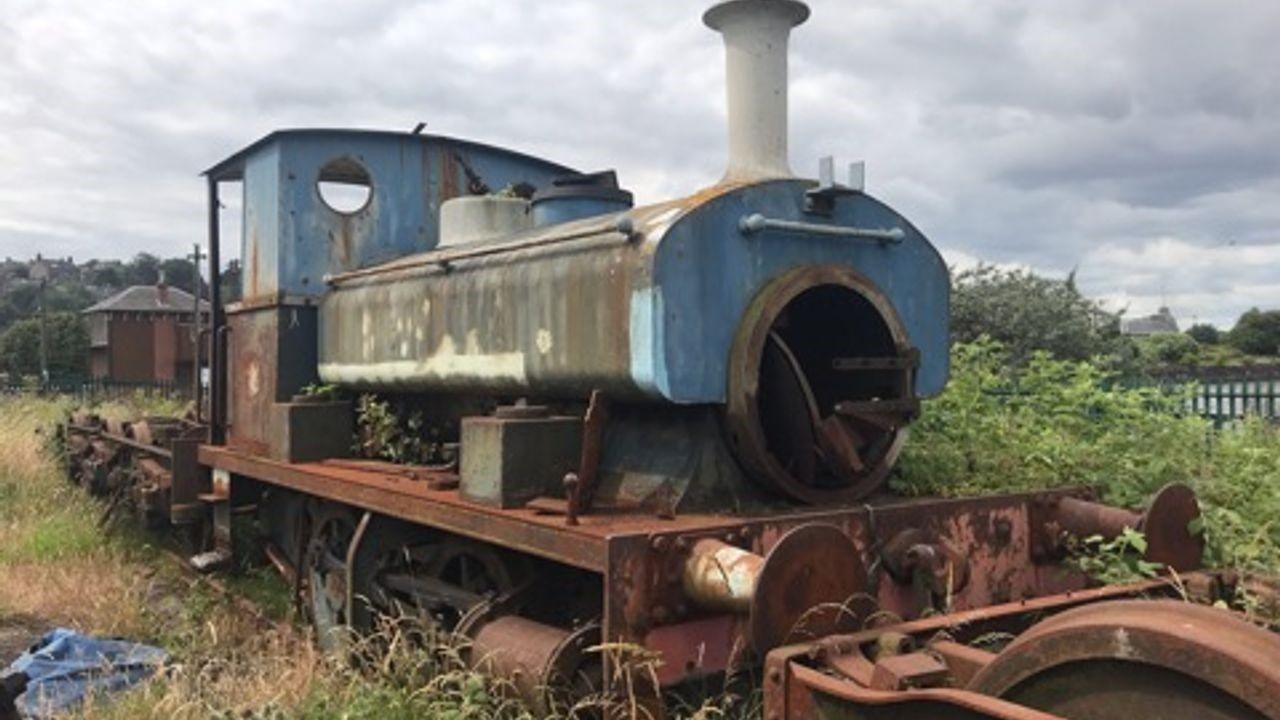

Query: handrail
738 213 904 244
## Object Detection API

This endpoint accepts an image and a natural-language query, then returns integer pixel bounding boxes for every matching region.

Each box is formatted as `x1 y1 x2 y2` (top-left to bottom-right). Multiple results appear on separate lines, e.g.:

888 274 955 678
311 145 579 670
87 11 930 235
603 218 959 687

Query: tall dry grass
0 395 757 719
0 395 145 628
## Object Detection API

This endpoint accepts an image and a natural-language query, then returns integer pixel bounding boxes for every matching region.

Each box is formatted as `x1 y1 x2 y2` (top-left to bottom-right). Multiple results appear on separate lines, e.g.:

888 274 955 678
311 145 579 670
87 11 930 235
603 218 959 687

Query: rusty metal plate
1139 482 1204 572
750 523 868 653
868 651 949 691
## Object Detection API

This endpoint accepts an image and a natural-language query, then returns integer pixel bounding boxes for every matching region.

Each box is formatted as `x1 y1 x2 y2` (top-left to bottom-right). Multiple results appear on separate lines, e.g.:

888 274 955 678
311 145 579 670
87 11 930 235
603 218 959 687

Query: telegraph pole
30 258 50 389
38 278 48 388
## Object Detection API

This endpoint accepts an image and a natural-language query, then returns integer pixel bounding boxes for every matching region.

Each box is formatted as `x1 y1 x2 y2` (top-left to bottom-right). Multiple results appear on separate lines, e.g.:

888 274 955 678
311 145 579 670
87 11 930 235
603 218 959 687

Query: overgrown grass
0 394 163 647
0 393 541 720
896 339 1280 575
9 354 1274 717
0 392 752 719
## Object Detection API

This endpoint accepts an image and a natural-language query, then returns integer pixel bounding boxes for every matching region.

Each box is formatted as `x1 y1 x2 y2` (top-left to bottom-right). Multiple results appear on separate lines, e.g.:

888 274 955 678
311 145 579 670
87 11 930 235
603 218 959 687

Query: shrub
1186 324 1221 345
1137 333 1200 367
1227 308 1280 356
951 265 1124 365
896 339 1280 574
0 312 89 377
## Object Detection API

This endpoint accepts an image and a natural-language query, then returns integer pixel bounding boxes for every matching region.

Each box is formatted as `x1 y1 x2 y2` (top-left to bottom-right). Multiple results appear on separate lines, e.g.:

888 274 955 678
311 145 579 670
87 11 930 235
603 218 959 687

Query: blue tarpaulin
2 628 167 719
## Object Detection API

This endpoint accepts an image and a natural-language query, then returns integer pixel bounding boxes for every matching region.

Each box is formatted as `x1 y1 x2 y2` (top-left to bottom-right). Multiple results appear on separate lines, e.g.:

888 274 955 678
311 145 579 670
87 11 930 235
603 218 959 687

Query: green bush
896 339 1280 574
1227 308 1280 356
951 265 1126 365
1137 333 1201 367
0 311 89 377
1186 324 1221 345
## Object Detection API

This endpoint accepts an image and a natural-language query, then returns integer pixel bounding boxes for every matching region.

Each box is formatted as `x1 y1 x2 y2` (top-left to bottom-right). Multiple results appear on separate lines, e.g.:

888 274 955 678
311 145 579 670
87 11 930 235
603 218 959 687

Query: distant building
83 281 210 386
1121 306 1180 337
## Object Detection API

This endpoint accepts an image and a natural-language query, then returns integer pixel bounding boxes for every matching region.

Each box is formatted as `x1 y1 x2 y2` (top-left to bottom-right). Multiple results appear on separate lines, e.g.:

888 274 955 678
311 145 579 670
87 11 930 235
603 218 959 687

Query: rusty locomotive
59 1 1280 718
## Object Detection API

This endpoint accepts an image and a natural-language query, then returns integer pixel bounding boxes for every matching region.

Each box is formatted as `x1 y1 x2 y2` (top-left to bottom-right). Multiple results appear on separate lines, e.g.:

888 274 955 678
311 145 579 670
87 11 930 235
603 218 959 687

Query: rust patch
439 147 460 201
248 229 260 300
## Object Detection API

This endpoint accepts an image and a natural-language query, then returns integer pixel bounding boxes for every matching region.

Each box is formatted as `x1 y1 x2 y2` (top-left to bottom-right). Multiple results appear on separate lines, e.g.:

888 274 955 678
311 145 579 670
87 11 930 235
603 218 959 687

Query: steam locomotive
60 1 1280 718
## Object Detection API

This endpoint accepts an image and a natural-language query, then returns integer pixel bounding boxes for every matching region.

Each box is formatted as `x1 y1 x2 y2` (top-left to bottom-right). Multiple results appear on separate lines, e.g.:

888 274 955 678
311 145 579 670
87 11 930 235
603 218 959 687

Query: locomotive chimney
704 0 810 182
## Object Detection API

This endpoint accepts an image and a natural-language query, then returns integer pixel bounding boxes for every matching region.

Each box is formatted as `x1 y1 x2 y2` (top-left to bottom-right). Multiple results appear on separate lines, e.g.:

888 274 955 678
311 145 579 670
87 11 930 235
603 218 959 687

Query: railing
1127 369 1280 427
981 369 1279 429
1189 380 1280 427
0 376 188 401
1147 363 1280 383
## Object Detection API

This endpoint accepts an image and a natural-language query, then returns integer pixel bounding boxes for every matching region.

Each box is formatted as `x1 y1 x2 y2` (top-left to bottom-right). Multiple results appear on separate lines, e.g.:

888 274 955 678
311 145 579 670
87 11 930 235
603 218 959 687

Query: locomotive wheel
426 539 517 598
968 600 1280 719
305 505 361 652
369 536 522 632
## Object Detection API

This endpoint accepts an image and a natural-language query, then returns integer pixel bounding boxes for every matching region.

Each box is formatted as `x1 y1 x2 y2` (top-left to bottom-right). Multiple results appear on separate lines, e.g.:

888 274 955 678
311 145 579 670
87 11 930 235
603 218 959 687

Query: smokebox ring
723 264 910 505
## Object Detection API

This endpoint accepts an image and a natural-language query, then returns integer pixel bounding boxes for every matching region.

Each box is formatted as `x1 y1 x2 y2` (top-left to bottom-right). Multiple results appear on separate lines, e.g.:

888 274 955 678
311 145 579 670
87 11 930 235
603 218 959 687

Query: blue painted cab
204 129 575 303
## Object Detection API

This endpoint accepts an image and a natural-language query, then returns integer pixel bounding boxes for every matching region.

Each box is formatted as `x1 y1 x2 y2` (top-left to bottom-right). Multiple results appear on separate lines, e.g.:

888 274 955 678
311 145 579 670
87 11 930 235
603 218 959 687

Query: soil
0 614 47 668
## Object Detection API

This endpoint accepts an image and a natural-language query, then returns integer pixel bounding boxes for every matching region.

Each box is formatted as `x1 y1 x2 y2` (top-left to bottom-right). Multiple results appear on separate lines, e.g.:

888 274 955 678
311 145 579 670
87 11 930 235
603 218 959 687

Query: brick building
84 283 210 386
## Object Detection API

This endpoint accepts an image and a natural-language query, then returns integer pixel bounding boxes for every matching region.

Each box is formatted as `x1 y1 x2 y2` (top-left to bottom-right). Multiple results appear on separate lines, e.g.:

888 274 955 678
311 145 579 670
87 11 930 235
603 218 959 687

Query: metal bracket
191 467 233 572
805 156 866 215
739 213 904 244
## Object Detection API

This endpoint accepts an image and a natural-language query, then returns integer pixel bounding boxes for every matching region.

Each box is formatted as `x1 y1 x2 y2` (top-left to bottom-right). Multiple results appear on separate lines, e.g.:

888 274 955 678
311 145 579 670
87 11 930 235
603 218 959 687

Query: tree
159 257 198 294
1137 333 1200 367
951 264 1123 364
1186 323 1220 345
1226 308 1280 356
88 264 124 287
0 284 39 332
221 260 242 304
0 312 89 378
126 253 161 285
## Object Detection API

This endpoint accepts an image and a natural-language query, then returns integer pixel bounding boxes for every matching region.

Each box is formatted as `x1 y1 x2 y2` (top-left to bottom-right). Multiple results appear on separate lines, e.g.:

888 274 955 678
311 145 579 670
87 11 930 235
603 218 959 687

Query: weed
300 383 343 402
17 513 101 562
225 567 294 623
1067 528 1163 586
896 339 1280 576
353 394 442 465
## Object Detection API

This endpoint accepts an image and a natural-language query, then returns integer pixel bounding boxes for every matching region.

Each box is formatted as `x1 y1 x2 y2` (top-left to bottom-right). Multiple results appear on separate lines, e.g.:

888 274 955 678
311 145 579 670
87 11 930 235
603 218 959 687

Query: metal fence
0 376 186 401
1189 380 1280 427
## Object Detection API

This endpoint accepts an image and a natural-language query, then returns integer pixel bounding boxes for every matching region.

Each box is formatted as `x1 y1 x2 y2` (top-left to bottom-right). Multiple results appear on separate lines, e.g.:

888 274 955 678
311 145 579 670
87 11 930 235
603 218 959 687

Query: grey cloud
0 0 1277 330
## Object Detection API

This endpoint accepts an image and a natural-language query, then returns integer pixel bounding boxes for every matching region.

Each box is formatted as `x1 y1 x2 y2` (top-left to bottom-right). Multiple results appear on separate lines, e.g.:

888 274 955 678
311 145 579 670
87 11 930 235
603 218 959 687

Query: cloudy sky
1 0 1277 328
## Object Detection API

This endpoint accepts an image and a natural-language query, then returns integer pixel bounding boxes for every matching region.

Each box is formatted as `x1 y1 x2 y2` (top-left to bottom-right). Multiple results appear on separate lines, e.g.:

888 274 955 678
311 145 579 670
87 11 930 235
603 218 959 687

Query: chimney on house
156 270 169 306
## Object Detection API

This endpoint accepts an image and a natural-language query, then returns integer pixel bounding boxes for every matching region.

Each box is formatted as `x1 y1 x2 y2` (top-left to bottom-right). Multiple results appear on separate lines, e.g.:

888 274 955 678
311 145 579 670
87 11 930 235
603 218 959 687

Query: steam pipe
704 0 810 182
683 538 765 613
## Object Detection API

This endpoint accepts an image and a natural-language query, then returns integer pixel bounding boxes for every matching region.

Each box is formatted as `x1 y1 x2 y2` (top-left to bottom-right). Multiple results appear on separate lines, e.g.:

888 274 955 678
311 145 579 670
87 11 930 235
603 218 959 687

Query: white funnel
704 0 810 182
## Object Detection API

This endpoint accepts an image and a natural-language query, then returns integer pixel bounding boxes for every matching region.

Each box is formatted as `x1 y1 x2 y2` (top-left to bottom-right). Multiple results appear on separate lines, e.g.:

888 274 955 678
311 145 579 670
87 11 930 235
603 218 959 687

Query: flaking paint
319 178 950 401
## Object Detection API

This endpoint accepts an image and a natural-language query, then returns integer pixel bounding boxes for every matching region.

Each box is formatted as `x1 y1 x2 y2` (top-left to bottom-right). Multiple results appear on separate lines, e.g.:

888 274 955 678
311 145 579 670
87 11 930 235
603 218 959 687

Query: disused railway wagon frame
66 416 1264 719
199 442 1213 693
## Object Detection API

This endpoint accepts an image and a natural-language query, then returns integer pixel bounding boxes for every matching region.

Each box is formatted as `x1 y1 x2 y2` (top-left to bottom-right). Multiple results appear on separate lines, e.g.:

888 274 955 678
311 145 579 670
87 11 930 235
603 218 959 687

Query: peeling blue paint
651 180 950 400
215 129 575 301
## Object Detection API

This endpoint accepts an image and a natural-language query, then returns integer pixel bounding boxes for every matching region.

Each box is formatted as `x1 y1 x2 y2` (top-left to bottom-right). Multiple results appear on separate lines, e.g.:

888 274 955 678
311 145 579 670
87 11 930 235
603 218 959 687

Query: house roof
83 285 210 315
1121 307 1179 336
